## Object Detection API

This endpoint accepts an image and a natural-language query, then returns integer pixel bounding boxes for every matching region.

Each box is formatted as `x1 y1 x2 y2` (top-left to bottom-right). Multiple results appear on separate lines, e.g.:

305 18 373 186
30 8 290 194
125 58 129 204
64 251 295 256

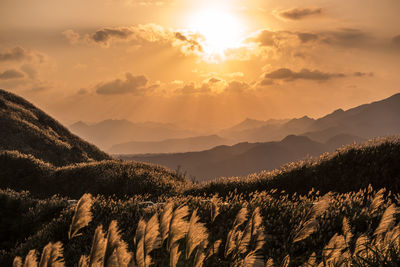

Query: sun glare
188 8 246 58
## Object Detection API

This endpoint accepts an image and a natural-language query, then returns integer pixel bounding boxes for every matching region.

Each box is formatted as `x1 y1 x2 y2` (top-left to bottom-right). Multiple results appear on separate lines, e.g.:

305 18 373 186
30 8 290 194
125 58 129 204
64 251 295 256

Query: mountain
220 116 315 142
119 134 357 181
220 93 400 144
69 119 197 150
303 93 400 142
0 89 110 166
108 135 231 154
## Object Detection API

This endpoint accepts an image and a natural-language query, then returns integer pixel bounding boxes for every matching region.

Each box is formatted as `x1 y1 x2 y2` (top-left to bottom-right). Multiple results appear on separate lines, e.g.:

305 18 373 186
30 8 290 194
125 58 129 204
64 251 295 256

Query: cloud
354 72 374 77
91 27 133 45
176 83 211 95
62 29 81 45
20 64 37 79
264 68 346 82
0 46 43 62
224 81 250 93
297 33 319 43
321 28 369 46
174 32 203 52
96 73 150 95
0 69 25 80
278 7 322 20
392 35 400 47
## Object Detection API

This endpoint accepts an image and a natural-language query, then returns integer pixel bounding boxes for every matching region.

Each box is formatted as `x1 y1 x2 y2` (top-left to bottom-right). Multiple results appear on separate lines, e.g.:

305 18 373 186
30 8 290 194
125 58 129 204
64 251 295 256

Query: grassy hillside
185 136 400 197
2 187 400 266
0 150 187 199
0 89 111 166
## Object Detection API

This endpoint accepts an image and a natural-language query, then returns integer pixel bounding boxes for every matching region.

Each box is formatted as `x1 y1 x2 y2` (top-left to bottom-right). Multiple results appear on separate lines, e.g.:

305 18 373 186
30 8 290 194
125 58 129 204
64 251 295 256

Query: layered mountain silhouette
0 89 110 166
109 134 231 154
120 134 365 181
69 119 197 150
221 93 400 143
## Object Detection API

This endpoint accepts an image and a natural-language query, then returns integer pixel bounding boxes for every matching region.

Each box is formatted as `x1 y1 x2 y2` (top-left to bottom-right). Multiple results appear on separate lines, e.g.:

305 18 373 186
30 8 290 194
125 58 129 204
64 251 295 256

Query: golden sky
1 0 400 130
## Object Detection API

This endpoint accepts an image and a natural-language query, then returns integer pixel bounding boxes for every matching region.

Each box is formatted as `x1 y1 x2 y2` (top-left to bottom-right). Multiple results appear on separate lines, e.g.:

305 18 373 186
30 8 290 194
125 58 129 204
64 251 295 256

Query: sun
188 8 246 58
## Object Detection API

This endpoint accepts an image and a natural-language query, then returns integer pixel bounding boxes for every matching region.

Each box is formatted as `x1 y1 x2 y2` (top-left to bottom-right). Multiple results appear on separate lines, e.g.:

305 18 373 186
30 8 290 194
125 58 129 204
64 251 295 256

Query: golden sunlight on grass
187 7 247 60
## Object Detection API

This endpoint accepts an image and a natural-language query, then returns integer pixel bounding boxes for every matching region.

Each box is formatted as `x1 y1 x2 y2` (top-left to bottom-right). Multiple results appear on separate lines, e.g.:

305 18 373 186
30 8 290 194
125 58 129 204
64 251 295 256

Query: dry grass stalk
88 225 106 267
374 204 399 236
13 256 22 267
23 250 38 267
167 205 189 251
68 193 93 239
134 213 161 267
185 209 209 260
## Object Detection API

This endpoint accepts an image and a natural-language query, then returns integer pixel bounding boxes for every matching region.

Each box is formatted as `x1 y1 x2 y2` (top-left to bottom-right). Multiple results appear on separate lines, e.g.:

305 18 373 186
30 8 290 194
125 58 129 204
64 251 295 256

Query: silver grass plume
210 197 220 223
78 256 88 267
302 252 316 267
68 193 93 239
169 243 181 267
282 255 290 267
13 257 22 267
354 234 370 258
185 209 209 260
160 202 174 243
342 217 353 248
240 251 264 267
193 249 206 267
383 225 400 251
23 250 38 267
239 207 265 255
48 242 65 267
371 188 386 214
104 220 132 267
89 225 106 267
265 258 274 267
293 194 331 243
134 213 161 267
39 243 52 267
167 205 189 251
225 207 248 257
374 204 399 236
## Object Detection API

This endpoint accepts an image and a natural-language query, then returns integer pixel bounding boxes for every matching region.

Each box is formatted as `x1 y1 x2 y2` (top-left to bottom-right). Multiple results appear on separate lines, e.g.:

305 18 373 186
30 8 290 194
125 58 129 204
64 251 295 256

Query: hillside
119 134 361 181
0 89 111 166
0 150 187 198
69 119 197 150
186 136 400 196
109 134 231 154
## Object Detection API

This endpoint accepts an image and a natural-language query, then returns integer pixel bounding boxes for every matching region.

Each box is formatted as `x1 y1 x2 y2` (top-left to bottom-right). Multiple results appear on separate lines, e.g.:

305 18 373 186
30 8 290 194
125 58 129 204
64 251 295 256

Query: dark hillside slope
186 136 400 196
0 89 111 166
0 150 187 198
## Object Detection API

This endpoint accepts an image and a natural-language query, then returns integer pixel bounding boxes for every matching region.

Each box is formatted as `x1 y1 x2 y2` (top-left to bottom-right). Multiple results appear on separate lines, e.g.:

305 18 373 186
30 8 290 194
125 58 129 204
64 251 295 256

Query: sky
1 0 400 130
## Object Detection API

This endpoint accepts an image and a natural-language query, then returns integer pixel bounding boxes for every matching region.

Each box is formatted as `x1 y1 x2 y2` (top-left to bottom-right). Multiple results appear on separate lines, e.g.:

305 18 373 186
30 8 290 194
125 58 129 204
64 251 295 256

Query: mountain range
69 119 197 150
120 134 365 181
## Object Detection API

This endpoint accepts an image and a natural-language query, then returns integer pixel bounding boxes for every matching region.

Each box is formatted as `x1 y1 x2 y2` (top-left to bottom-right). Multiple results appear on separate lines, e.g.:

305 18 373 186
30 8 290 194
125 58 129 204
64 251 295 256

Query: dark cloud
260 79 274 86
208 77 221 83
0 47 31 62
322 28 369 46
297 33 318 43
174 32 203 52
20 64 37 79
278 7 322 20
252 30 276 46
224 81 250 93
96 73 149 95
0 69 25 80
176 83 211 95
392 35 400 47
264 68 346 81
354 72 374 77
91 27 134 45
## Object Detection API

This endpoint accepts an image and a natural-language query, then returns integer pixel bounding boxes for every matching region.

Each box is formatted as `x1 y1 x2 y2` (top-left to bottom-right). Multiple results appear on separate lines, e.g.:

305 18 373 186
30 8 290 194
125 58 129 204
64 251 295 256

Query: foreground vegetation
2 186 400 266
